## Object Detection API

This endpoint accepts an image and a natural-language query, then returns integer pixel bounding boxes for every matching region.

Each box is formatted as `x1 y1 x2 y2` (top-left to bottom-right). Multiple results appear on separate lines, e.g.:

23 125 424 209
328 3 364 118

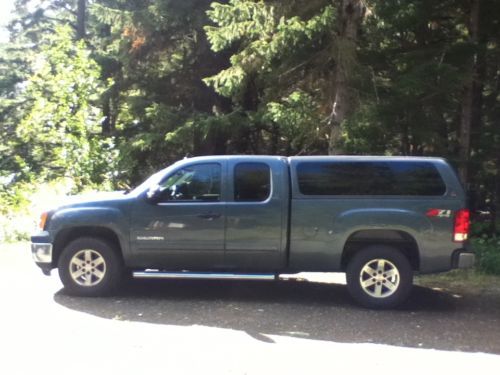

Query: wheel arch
340 229 420 271
52 226 123 268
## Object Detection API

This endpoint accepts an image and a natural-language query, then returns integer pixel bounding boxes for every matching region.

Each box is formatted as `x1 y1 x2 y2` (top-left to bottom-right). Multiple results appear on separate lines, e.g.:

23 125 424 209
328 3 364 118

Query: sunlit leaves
265 90 321 150
16 25 117 188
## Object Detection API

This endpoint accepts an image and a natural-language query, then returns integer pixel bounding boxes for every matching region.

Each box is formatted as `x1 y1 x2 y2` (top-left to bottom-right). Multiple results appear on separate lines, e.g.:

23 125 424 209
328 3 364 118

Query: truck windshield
125 169 166 196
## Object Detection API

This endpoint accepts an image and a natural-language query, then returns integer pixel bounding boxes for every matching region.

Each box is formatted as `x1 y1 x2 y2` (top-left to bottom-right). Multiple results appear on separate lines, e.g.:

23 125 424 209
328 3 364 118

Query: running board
132 271 277 281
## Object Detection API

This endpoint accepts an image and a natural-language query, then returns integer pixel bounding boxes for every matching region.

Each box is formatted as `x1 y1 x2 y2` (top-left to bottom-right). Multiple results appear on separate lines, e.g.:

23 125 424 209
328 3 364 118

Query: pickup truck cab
31 155 474 308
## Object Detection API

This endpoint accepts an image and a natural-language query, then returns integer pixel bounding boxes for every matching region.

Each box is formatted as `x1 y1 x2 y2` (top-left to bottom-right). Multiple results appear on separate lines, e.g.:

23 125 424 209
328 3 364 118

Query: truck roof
182 154 448 164
179 155 287 163
288 155 447 163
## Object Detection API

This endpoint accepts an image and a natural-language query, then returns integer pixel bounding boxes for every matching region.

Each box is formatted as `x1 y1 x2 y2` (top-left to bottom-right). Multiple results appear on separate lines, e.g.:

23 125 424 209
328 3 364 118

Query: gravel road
1 242 499 374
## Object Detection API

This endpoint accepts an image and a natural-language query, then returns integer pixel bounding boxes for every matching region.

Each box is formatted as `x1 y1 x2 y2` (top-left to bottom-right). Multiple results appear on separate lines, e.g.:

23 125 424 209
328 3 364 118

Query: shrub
0 178 75 242
471 236 500 275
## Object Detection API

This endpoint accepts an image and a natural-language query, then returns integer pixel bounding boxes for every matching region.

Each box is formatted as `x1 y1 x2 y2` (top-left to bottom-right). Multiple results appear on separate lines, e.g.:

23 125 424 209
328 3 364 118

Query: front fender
48 207 130 260
50 207 125 230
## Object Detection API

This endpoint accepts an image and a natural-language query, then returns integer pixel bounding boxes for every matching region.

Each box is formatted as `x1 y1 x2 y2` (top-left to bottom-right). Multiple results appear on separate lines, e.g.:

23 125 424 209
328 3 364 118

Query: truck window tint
297 161 446 196
234 163 271 202
159 163 221 202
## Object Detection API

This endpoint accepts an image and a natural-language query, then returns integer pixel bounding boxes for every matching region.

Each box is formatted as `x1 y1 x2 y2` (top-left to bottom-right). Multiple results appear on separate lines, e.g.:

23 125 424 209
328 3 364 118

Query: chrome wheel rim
359 259 400 298
69 249 106 287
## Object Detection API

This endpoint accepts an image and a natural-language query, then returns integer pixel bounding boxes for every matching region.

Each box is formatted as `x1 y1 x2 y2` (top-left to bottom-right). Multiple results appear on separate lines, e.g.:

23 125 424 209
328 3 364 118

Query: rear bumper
452 248 475 269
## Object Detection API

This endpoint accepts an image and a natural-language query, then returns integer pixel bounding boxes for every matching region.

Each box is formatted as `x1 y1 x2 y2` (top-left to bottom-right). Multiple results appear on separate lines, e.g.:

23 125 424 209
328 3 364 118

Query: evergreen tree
16 25 116 188
1 0 499 230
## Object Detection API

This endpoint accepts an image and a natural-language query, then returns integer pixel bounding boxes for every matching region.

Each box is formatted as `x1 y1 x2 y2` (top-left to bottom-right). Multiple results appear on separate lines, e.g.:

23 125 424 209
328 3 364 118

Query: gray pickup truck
31 155 473 308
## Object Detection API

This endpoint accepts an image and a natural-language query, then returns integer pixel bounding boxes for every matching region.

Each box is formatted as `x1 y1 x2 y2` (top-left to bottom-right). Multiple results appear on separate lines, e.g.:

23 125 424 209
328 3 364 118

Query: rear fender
335 208 430 252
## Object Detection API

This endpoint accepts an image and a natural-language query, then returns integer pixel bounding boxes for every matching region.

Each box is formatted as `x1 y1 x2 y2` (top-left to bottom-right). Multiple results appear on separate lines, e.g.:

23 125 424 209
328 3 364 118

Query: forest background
0 0 499 272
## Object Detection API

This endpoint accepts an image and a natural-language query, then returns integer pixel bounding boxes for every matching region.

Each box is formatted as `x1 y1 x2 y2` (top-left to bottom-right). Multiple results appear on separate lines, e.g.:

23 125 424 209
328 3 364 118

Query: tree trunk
493 151 500 233
458 0 480 186
76 0 86 40
328 0 365 155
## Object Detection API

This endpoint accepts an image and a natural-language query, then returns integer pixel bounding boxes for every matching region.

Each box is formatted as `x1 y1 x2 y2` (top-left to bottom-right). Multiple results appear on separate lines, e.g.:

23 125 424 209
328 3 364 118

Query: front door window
158 163 221 202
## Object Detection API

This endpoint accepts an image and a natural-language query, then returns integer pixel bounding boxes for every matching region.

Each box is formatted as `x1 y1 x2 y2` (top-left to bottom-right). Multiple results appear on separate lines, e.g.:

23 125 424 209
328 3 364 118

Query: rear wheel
346 245 413 309
58 237 123 296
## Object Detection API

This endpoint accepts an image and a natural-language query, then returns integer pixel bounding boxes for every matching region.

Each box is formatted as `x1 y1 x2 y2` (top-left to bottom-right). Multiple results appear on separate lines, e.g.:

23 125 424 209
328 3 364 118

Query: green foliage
342 104 391 154
0 42 32 177
472 237 500 275
0 178 76 242
1 0 500 240
265 90 322 152
202 0 339 156
0 182 34 242
350 0 468 156
205 0 336 98
15 25 117 188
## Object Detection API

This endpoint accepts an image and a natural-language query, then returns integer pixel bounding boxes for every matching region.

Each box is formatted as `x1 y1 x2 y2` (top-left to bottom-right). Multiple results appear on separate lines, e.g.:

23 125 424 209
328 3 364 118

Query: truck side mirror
146 184 162 203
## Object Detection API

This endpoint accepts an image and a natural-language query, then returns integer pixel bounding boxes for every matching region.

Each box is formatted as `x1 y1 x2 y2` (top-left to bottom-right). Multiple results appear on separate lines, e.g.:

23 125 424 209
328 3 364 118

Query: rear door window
234 163 271 202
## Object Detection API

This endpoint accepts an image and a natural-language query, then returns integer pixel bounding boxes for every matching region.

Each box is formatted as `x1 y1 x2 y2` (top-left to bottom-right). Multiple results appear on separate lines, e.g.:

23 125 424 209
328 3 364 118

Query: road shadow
53 277 500 354
54 277 458 313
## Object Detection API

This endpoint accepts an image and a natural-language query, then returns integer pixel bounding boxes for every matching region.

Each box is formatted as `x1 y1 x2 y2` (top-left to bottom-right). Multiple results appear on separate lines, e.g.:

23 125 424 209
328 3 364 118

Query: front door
130 162 225 269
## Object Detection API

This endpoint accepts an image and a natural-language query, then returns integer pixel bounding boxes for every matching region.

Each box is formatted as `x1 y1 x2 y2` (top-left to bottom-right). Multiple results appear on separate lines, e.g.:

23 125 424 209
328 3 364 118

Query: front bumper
31 243 52 264
31 242 53 276
31 231 54 275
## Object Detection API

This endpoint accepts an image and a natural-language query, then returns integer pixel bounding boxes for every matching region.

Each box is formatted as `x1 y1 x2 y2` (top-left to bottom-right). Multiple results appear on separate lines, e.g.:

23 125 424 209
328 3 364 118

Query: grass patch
416 269 500 295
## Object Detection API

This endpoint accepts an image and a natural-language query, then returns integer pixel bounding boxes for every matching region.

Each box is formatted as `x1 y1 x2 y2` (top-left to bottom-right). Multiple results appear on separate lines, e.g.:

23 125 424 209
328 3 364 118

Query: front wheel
346 246 413 309
58 237 123 296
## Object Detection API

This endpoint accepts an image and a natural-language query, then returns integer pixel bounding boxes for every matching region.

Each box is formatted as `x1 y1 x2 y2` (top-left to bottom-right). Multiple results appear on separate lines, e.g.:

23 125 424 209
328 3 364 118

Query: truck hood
55 191 128 209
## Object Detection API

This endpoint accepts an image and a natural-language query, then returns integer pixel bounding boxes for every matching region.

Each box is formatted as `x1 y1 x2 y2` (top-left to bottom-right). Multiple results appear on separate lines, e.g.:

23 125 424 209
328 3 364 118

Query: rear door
224 158 289 270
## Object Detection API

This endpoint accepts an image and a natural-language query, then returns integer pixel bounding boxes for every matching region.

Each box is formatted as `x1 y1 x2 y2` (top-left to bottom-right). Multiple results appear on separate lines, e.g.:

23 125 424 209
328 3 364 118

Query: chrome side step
132 271 277 281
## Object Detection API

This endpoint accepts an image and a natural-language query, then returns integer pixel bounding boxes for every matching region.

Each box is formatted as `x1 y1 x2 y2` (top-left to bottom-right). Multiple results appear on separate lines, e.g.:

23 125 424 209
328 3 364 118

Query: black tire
346 245 413 309
57 237 123 296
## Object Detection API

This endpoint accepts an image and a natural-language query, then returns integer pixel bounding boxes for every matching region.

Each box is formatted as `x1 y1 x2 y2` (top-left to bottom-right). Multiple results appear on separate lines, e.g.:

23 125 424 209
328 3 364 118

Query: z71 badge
426 209 452 218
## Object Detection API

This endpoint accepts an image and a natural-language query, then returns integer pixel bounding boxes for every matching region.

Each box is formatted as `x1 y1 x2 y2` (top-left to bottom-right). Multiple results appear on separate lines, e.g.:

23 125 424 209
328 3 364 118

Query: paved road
1 242 500 374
